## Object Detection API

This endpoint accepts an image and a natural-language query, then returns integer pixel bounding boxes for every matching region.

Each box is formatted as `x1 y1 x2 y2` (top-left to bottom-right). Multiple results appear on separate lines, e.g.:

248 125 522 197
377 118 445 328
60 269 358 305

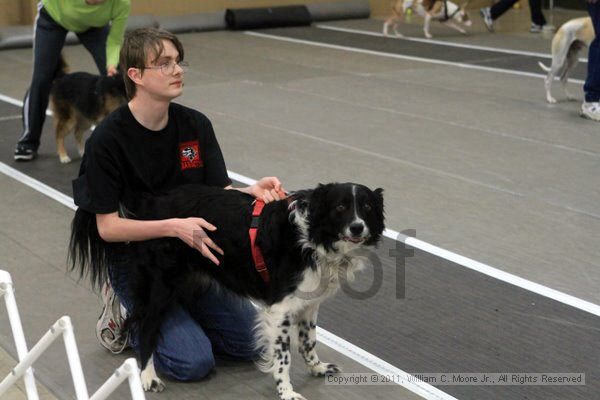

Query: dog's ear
307 183 333 217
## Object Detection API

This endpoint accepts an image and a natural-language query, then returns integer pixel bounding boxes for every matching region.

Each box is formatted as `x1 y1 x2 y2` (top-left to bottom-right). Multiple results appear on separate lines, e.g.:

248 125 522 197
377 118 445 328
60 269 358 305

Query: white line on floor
0 94 24 108
244 31 585 85
390 228 600 317
0 162 75 210
315 24 589 63
0 115 22 122
317 327 458 400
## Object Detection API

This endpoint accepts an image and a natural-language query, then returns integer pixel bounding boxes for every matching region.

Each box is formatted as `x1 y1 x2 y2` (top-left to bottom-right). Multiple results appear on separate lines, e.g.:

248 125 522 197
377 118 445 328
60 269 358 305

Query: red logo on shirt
179 141 203 170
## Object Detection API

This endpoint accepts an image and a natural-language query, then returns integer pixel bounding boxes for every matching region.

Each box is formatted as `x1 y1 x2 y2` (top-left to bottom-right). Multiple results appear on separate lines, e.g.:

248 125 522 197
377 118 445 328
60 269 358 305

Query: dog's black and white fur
69 182 384 400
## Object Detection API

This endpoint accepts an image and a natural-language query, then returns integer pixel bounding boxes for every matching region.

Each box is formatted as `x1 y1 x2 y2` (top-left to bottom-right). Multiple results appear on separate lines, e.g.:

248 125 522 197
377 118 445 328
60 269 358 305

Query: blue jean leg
584 1 600 102
108 264 257 381
188 284 259 361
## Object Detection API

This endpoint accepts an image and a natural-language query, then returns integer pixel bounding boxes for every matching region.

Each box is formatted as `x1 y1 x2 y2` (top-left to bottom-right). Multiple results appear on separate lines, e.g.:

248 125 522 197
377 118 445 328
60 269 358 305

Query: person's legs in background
15 6 67 160
480 0 518 31
480 0 554 33
582 0 600 120
77 24 109 76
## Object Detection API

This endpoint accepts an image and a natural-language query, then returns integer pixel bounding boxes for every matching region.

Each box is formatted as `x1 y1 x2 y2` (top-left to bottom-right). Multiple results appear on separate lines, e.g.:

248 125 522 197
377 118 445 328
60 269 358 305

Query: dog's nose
349 222 364 236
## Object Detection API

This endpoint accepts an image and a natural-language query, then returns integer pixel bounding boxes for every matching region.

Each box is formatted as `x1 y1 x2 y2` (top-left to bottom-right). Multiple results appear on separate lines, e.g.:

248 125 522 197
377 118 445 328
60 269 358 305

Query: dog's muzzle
341 222 370 243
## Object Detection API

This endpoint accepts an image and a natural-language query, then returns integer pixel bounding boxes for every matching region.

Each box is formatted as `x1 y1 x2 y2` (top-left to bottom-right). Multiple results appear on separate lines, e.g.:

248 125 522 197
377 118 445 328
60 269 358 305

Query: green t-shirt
42 0 131 69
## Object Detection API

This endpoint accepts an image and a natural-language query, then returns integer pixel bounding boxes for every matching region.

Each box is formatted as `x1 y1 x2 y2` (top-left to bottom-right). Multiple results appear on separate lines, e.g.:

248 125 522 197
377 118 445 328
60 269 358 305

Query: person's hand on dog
107 65 118 76
251 177 287 203
172 217 223 265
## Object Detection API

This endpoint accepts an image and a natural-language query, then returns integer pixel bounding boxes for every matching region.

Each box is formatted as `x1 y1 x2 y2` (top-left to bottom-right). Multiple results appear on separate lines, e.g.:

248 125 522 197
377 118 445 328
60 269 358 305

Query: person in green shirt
14 0 131 161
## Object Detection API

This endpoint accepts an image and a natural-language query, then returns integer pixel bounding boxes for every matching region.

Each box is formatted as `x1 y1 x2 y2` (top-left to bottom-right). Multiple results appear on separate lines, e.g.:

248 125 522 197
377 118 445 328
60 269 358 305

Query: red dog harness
249 199 270 284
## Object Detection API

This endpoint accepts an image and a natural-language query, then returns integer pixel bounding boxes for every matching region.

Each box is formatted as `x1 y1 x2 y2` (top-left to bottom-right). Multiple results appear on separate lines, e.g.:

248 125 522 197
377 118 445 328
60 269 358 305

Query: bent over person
15 0 130 161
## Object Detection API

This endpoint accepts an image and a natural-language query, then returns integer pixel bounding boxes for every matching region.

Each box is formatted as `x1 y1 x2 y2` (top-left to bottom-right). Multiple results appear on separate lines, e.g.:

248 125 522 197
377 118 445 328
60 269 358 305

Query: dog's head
296 183 385 253
456 1 472 25
97 73 127 112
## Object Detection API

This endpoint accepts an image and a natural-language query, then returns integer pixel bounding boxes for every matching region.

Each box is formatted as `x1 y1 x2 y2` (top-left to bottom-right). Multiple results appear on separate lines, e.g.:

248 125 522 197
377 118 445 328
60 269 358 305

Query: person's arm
96 212 223 265
105 0 131 74
226 176 287 203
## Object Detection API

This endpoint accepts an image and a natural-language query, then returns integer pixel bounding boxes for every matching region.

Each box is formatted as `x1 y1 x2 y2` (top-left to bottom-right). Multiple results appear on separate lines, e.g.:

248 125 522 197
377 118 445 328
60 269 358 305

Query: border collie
69 182 384 400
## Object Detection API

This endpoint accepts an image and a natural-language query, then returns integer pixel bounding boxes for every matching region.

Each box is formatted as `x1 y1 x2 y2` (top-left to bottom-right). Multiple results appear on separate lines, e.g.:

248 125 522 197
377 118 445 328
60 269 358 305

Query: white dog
383 0 472 39
538 17 594 104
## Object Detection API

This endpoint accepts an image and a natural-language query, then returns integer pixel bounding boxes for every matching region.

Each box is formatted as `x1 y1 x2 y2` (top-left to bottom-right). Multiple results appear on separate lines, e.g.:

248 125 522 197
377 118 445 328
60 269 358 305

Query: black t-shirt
73 102 231 214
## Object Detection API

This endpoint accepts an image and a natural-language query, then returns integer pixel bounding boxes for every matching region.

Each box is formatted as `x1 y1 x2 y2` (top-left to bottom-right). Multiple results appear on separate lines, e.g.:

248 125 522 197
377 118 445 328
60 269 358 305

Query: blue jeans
18 5 109 150
108 261 259 381
585 1 600 102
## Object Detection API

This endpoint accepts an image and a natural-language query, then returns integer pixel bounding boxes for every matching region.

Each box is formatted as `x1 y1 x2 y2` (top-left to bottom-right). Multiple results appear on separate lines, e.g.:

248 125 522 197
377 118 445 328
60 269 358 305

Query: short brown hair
119 28 185 99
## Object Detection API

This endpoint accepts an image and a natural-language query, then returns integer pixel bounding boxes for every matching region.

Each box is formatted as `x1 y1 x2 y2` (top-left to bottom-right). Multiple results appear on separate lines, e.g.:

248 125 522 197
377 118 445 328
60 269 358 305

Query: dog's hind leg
298 304 341 377
256 308 305 400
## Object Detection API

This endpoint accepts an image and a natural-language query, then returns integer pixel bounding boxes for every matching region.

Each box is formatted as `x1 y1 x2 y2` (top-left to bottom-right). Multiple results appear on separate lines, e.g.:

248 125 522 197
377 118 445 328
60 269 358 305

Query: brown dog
50 68 126 163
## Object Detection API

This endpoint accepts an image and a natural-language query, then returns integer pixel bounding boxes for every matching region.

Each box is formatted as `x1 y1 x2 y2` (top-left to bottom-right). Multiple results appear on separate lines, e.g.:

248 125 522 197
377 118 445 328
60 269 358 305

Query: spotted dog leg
297 305 341 377
259 310 306 400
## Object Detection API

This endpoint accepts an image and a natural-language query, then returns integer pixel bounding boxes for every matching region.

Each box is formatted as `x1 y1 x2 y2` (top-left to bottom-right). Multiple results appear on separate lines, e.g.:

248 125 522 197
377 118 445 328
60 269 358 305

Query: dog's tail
538 61 551 72
68 208 110 291
55 54 69 79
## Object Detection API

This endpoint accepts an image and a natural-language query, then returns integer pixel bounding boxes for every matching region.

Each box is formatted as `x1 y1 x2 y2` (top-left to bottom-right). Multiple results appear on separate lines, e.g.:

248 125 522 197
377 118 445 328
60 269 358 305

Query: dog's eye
336 205 345 212
364 204 372 212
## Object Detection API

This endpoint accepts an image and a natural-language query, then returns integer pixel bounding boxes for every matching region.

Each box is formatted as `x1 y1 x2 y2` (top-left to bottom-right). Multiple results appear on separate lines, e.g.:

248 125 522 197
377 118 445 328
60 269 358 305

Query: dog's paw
140 371 165 392
310 362 341 377
424 33 433 39
547 96 557 104
394 31 404 38
59 155 72 164
278 389 307 400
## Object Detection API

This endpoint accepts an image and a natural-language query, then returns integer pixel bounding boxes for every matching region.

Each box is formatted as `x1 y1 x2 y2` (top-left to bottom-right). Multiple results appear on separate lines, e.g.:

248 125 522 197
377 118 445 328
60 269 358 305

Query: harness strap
249 199 270 284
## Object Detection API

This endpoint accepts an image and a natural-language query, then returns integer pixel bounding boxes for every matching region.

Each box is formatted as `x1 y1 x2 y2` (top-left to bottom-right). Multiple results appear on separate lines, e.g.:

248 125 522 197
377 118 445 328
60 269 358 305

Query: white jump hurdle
0 269 146 399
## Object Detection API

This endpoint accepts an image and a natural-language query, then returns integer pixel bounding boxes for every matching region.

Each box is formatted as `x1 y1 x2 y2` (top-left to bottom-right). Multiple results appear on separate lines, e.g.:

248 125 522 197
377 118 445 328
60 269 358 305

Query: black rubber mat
254 26 589 81
1 100 599 399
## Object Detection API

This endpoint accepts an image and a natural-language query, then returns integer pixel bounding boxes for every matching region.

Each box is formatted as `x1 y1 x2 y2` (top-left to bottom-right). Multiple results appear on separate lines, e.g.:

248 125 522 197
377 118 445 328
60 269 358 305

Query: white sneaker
530 23 555 33
96 280 130 354
581 102 600 121
480 8 494 32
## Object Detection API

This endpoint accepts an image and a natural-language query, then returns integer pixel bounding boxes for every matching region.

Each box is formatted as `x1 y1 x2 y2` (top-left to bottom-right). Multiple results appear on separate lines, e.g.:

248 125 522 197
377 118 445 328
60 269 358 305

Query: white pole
59 316 90 400
124 358 146 400
0 270 39 400
0 318 64 396
89 358 145 400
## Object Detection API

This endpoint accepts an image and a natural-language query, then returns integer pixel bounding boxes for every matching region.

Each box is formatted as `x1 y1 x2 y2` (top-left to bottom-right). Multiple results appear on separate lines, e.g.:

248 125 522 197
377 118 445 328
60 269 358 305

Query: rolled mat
225 5 312 30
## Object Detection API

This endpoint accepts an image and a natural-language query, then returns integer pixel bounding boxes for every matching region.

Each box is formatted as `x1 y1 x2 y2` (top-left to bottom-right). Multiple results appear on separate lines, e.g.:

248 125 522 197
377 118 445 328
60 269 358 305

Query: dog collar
249 199 270 284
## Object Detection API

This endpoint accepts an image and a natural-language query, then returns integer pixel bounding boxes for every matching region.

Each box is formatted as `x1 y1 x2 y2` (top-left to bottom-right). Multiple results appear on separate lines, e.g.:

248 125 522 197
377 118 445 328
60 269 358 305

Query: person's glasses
144 60 189 75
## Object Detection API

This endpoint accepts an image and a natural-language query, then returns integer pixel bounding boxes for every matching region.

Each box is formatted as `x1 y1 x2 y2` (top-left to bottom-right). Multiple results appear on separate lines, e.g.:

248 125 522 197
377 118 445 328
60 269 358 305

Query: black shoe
14 144 37 161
